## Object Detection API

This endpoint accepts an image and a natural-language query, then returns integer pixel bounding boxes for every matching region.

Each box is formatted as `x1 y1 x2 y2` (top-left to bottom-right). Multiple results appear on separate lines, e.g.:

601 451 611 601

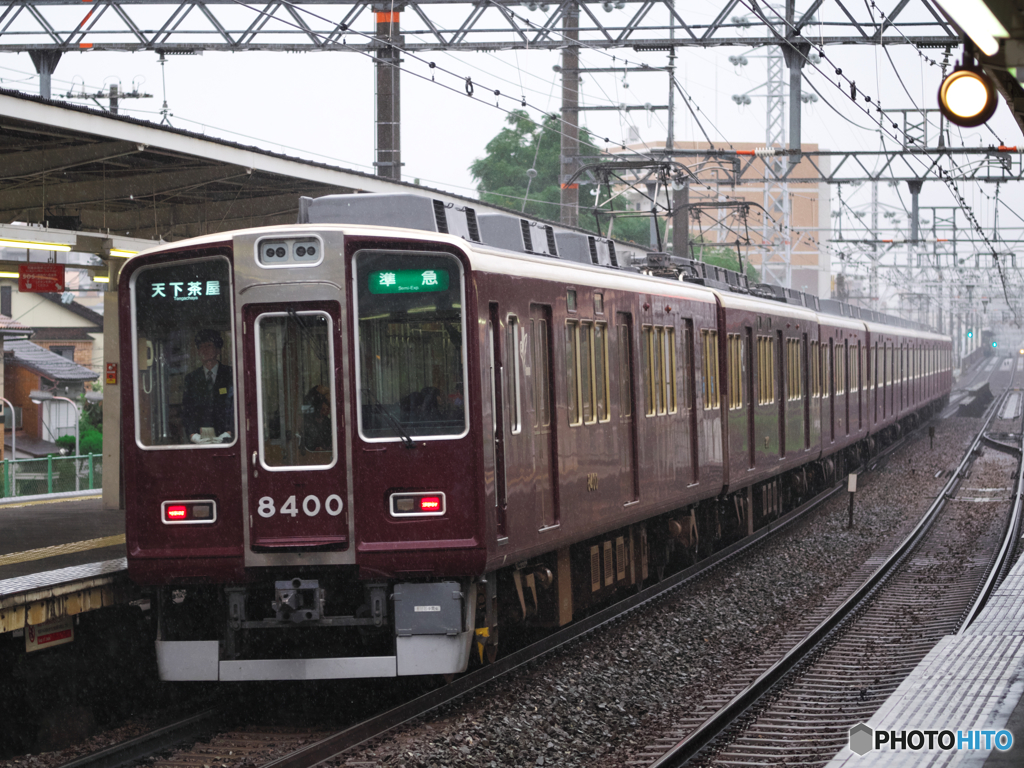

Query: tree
471 111 679 248
471 110 602 223
469 111 760 269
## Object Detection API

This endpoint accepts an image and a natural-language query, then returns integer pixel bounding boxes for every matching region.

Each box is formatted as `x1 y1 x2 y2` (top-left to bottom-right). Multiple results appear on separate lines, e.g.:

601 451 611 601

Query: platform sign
106 362 118 385
25 616 74 652
19 264 65 293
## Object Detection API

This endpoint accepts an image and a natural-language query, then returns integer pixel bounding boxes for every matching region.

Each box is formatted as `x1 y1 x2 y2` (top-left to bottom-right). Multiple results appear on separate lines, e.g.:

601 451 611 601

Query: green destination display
368 268 450 294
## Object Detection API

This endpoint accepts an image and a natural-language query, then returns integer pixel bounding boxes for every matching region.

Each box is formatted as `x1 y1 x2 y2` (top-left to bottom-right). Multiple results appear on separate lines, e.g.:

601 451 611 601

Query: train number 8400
256 494 345 518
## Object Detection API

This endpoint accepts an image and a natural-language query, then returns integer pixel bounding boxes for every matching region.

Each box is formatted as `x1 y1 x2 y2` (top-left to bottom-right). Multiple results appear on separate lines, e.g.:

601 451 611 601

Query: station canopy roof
0 87 483 255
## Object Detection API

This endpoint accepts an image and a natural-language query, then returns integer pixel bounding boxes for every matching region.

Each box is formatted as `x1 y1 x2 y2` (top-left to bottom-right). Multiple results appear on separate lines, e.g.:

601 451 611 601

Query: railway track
636 367 1023 768
56 410 959 768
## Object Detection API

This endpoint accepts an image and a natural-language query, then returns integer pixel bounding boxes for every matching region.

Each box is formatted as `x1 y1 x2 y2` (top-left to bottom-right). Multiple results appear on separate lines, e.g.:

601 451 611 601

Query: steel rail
260 419 936 768
53 409 937 768
648 386 1008 768
957 382 1024 633
57 709 223 768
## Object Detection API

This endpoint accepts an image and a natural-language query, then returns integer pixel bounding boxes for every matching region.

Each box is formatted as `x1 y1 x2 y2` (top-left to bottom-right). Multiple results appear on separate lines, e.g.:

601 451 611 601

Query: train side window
787 338 802 401
836 343 846 396
507 316 522 435
617 320 632 419
580 322 596 424
702 329 719 410
595 323 610 422
642 326 654 417
756 337 762 404
852 342 860 392
810 340 820 397
654 327 665 415
820 343 829 399
728 334 742 410
682 320 695 412
532 317 551 428
757 336 775 405
566 320 581 426
666 328 678 414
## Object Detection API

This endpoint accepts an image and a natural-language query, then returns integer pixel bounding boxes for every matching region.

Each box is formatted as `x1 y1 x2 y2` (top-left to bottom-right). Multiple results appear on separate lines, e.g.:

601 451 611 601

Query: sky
0 0 1022 316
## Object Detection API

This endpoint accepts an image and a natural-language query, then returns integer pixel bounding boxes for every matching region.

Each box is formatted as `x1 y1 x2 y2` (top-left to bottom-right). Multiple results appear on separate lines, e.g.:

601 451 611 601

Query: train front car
121 226 482 681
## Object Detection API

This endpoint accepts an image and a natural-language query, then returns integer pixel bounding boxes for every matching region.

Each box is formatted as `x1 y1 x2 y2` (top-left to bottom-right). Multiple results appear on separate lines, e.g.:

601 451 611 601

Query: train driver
181 328 234 444
302 384 333 452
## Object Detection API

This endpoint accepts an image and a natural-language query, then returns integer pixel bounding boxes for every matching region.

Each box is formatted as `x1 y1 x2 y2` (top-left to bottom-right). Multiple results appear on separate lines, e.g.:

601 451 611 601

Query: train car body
121 197 952 682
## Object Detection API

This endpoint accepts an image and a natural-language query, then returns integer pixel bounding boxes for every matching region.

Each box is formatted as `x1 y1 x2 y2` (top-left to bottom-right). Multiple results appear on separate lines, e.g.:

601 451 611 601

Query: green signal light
967 329 974 338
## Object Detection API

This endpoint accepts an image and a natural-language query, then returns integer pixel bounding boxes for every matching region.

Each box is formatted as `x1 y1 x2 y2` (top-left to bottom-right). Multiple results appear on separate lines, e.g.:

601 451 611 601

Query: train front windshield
354 249 467 441
130 256 236 448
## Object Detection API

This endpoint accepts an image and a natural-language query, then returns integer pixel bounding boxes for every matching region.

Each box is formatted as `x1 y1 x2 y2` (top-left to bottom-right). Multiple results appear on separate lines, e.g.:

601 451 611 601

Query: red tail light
419 496 441 511
162 500 217 524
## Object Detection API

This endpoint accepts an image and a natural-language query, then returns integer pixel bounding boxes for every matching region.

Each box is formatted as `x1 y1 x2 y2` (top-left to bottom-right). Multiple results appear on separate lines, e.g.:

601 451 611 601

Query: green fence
1 454 102 498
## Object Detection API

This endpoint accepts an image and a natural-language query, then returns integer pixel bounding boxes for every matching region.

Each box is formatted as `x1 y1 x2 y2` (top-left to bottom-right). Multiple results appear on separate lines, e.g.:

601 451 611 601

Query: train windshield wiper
362 388 415 449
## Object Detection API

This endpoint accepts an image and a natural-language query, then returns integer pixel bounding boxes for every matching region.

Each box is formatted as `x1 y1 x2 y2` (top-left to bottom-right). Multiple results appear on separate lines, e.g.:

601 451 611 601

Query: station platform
827 542 1024 766
0 494 129 636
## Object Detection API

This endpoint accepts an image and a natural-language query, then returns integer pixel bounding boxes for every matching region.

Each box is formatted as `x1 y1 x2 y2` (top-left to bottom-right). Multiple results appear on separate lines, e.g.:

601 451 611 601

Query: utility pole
374 5 402 181
761 25 790 287
782 0 809 164
29 51 61 99
560 2 580 228
870 179 879 305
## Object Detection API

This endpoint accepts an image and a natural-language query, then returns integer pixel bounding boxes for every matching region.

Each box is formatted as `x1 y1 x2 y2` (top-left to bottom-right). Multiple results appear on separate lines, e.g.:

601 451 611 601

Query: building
608 141 831 297
0 283 103 373
3 339 99 457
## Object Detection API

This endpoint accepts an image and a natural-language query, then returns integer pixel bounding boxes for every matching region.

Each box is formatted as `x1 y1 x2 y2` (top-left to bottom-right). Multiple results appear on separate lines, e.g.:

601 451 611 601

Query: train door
616 312 639 503
243 302 349 551
488 303 508 538
530 304 558 528
746 327 755 468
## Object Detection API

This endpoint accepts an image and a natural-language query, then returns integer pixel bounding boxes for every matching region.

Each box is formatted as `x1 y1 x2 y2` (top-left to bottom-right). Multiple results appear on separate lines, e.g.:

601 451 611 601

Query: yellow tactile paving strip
0 493 101 511
0 534 126 567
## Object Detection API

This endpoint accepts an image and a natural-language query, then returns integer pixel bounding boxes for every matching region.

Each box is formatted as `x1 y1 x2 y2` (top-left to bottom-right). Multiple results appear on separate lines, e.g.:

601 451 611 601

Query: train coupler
272 578 324 623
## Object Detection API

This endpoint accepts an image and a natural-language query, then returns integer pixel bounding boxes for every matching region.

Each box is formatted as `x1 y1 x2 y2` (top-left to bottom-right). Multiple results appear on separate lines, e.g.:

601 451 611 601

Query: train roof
125 195 948 342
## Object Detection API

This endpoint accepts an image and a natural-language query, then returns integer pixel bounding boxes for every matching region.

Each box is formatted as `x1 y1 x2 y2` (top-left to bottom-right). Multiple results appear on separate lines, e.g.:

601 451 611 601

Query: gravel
0 417 980 768
330 417 979 768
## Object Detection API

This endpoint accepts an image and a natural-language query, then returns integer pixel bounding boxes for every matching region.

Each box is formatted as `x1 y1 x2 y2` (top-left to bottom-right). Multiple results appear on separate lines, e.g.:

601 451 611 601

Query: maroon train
120 193 952 681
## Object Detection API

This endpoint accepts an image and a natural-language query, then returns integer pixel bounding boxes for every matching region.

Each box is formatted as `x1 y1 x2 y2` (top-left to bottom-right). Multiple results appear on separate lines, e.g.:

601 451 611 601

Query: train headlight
938 63 999 127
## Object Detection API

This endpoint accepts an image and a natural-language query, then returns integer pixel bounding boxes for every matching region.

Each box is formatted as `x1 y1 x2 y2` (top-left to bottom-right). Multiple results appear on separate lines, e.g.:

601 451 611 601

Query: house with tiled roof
0 283 103 373
4 339 99 456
